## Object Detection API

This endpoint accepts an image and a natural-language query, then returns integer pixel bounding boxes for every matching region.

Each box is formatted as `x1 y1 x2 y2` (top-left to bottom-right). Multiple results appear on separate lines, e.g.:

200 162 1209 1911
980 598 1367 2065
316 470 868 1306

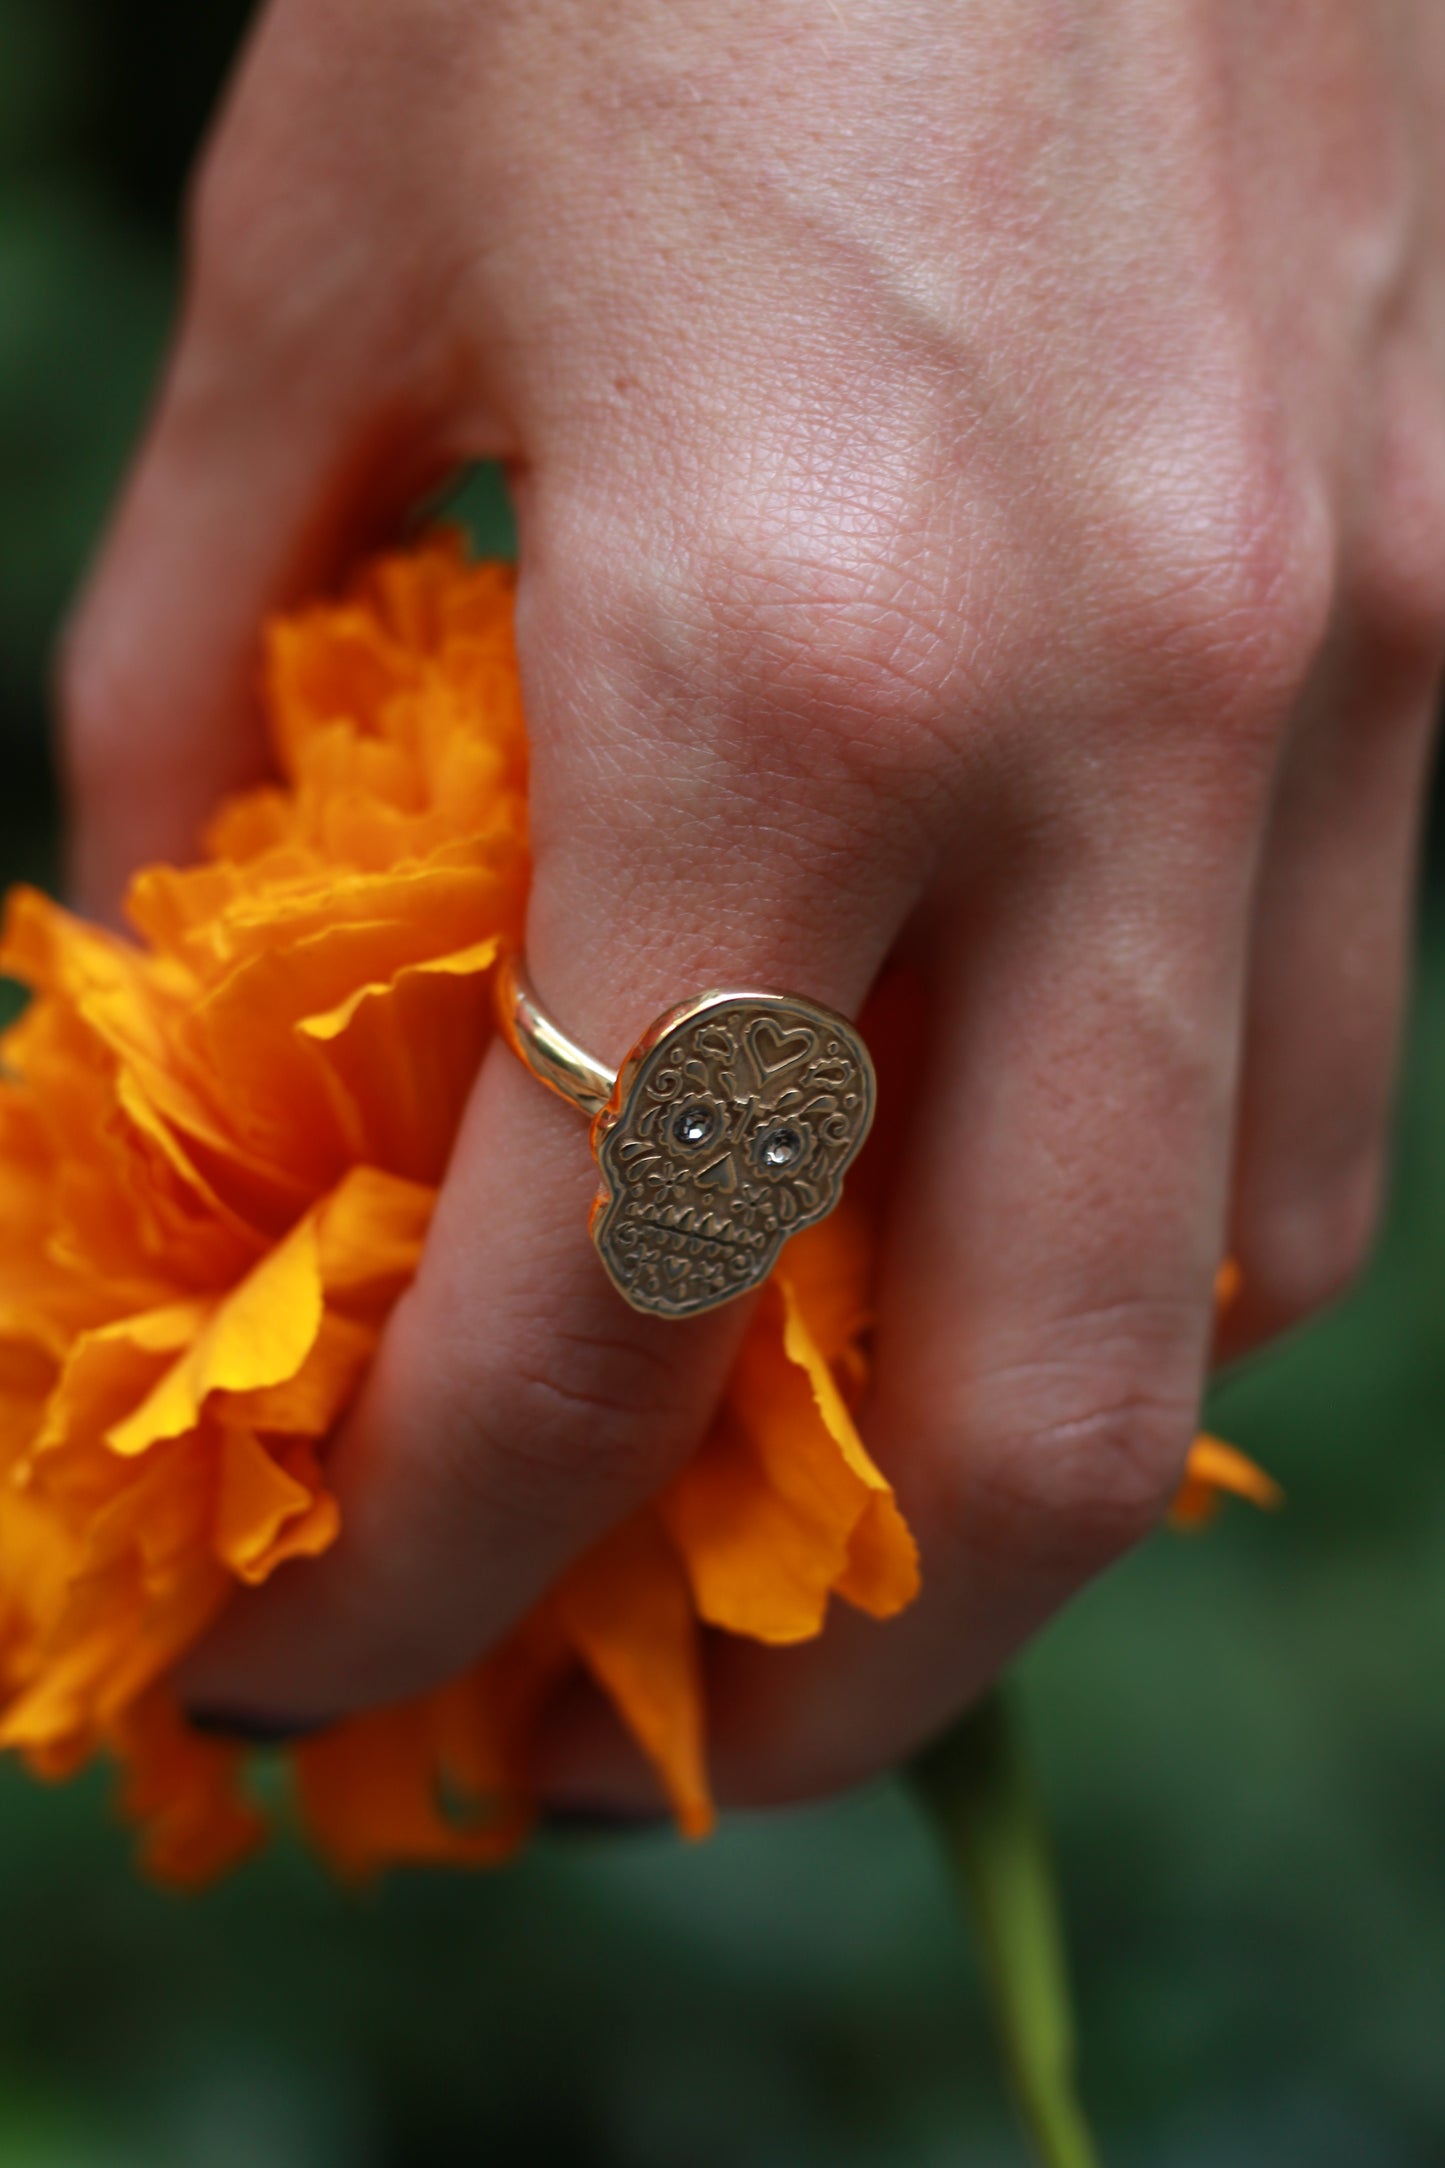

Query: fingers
1222 360 1445 1351
60 313 434 918
532 768 1259 1812
179 496 933 1726
56 0 486 920
531 429 1445 1826
1221 644 1439 1354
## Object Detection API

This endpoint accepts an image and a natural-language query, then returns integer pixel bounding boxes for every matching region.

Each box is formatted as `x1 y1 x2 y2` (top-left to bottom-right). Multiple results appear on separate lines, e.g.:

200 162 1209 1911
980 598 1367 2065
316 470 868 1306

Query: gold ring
495 953 876 1318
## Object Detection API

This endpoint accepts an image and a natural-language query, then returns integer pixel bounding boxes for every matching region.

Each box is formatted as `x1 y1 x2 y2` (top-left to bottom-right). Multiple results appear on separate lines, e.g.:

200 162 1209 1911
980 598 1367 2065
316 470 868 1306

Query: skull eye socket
670 1101 720 1151
754 1122 806 1174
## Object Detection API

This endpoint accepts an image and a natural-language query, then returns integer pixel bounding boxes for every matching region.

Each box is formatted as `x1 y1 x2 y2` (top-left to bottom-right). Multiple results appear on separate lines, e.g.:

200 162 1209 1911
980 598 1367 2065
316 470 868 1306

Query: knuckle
181 138 381 384
434 1319 684 1532
534 460 968 861
930 1306 1203 1576
1095 397 1335 737
514 1327 677 1456
1240 1153 1384 1335
957 1392 1196 1575
677 465 964 766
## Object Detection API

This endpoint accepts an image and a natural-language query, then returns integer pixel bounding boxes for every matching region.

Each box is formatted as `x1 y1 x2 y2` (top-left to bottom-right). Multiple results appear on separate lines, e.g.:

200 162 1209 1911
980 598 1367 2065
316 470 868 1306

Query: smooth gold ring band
495 952 618 1119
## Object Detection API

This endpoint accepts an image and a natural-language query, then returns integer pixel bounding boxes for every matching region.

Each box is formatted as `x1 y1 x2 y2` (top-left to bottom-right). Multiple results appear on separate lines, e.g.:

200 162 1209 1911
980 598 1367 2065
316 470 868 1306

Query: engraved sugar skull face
591 993 875 1318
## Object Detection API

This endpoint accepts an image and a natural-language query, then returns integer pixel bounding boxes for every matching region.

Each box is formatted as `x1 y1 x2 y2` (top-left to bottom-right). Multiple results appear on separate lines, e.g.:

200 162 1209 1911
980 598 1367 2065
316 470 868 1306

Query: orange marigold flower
0 536 1273 1885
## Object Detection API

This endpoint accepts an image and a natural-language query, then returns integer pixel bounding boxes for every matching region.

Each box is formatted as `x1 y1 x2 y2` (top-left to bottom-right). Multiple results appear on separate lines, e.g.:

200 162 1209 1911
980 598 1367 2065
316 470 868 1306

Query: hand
62 0 1445 1811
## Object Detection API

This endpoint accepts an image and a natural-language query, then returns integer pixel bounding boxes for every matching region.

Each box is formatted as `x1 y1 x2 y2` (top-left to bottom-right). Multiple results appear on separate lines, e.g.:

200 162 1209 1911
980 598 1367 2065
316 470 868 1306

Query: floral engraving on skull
591 995 875 1317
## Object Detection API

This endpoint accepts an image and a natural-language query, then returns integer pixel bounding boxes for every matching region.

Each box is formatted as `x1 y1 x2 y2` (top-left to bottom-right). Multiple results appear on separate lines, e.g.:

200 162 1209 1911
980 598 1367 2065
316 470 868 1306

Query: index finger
178 491 930 1726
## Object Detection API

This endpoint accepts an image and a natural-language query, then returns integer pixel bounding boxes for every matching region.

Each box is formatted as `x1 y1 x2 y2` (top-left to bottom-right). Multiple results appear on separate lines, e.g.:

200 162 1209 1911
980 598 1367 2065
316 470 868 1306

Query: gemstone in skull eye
671 1102 719 1149
757 1123 804 1171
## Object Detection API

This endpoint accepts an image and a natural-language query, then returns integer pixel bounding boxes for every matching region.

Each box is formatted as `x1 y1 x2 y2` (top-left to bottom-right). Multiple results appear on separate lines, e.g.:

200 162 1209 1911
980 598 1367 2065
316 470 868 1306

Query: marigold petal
31 1302 210 1465
296 939 500 1183
112 1688 266 1887
774 1205 874 1368
312 1166 434 1309
556 1515 713 1839
217 1313 375 1439
0 1543 224 1756
666 1277 918 1643
662 1415 832 1645
293 1696 526 1876
105 1215 324 1457
1169 1432 1282 1530
215 1426 336 1583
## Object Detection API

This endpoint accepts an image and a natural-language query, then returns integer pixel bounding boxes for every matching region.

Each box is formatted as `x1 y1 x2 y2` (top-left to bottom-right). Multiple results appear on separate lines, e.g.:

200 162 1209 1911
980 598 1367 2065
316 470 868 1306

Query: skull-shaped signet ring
495 953 876 1319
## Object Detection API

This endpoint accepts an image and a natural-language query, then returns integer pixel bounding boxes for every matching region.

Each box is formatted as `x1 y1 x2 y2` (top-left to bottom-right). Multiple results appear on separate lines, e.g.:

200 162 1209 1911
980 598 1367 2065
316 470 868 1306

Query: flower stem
910 1688 1100 2168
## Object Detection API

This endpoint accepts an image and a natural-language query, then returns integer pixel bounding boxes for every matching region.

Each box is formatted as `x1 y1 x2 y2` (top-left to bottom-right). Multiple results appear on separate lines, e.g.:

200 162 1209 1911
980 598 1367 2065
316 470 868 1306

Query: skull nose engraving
695 1151 738 1195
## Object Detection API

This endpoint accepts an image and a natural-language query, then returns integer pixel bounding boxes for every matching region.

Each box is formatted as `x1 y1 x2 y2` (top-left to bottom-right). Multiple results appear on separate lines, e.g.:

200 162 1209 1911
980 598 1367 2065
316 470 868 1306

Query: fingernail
540 1804 667 1836
186 1707 330 1746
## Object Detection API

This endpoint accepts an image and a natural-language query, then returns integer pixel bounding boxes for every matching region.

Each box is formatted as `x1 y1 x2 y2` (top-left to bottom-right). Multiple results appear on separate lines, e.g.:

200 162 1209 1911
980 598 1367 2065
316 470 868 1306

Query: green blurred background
2 2 1443 2161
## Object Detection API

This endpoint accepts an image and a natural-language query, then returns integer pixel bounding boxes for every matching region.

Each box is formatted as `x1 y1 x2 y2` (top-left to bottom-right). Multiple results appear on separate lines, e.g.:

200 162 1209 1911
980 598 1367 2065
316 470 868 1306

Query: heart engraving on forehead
590 992 875 1318
747 1016 817 1079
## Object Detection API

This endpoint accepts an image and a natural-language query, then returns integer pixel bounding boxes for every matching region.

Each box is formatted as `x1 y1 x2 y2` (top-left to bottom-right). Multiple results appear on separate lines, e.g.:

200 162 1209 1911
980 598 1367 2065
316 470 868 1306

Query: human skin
61 0 1445 1812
